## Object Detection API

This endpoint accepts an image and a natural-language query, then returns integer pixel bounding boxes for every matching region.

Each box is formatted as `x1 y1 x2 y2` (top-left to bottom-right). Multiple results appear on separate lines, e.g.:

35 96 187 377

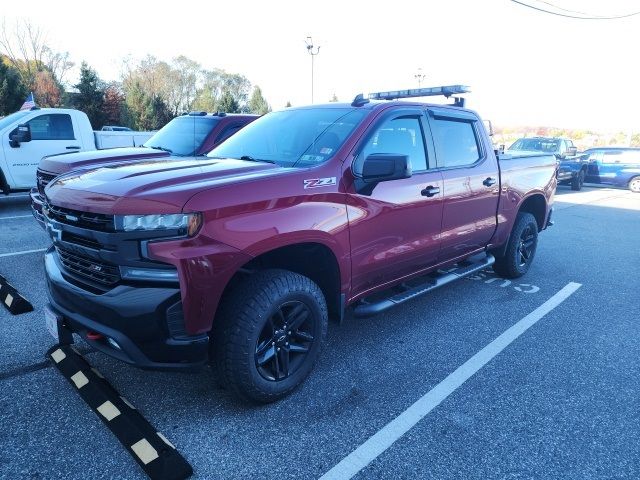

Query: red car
42 86 557 403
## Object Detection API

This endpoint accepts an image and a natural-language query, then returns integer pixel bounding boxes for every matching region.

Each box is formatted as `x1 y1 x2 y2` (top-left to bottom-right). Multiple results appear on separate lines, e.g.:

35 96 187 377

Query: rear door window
216 124 243 144
602 151 625 164
430 117 480 168
618 150 640 164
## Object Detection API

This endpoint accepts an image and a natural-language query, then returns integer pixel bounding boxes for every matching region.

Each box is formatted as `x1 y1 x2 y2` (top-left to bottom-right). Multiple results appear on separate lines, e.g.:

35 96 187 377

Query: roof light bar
367 84 470 101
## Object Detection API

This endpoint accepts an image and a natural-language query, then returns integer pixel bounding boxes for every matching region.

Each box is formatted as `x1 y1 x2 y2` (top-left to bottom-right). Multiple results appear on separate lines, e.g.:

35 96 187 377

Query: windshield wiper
239 155 276 164
146 145 173 154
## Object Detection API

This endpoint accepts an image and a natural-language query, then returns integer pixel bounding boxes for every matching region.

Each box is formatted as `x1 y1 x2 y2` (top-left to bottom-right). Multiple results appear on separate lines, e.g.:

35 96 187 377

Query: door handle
421 186 440 197
483 177 497 187
66 146 80 150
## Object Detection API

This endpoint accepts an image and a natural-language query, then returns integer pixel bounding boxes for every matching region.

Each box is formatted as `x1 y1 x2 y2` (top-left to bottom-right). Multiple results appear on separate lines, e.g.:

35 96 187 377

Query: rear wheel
629 176 640 193
571 169 585 191
493 212 539 279
212 269 327 403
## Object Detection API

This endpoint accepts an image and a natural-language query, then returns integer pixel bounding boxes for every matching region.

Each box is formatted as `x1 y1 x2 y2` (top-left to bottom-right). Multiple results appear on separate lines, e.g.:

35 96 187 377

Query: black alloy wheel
212 269 327 403
255 301 315 381
492 211 539 279
518 224 536 268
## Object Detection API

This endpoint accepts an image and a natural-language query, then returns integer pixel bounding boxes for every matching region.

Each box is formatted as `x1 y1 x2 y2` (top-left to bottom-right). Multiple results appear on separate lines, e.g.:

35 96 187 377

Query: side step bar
353 253 495 318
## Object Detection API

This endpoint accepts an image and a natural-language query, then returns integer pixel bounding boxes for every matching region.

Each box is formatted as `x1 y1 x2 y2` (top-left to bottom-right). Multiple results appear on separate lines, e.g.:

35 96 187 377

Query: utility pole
305 36 320 103
414 68 426 88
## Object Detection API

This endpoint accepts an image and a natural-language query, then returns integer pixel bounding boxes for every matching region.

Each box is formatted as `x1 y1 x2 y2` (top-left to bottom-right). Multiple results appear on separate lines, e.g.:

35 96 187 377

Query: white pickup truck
0 108 152 193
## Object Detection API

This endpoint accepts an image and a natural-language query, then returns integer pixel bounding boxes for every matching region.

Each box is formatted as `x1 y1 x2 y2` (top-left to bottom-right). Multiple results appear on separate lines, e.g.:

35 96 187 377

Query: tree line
0 21 271 130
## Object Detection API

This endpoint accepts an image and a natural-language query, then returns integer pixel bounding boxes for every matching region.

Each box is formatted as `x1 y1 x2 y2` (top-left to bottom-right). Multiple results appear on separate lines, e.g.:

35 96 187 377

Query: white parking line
320 282 582 480
0 215 33 220
0 248 46 258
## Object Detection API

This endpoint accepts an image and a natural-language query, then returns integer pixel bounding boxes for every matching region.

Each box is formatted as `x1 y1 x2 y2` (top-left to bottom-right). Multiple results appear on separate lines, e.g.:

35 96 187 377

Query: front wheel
493 212 539 279
212 269 328 403
629 176 640 193
571 169 585 191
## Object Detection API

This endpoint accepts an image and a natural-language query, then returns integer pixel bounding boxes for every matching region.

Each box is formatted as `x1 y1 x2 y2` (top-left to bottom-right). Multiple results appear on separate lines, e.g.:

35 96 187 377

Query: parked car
582 147 640 192
508 136 587 190
0 108 153 194
31 112 258 226
101 126 133 132
41 85 557 403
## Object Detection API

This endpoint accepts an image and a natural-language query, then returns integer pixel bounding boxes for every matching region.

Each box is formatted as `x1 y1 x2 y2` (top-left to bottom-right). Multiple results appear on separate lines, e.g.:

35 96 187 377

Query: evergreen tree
123 81 172 130
217 90 240 113
0 60 27 114
248 86 271 115
73 62 106 128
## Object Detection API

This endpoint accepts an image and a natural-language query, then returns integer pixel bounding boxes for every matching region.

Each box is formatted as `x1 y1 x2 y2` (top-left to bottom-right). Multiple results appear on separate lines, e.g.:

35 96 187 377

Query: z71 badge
303 177 337 189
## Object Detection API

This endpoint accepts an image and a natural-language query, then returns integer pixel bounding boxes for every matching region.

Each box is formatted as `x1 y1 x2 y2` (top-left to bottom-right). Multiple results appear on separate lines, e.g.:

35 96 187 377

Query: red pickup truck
31 112 257 226
42 86 557 403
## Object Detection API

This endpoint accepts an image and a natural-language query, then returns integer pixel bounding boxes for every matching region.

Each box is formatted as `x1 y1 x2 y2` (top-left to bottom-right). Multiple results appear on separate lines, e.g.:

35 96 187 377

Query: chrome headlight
115 213 202 236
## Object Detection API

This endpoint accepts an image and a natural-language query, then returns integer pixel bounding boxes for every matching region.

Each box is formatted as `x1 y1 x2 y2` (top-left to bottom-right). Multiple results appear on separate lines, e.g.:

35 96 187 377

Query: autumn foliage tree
103 83 125 126
0 20 71 107
33 70 60 107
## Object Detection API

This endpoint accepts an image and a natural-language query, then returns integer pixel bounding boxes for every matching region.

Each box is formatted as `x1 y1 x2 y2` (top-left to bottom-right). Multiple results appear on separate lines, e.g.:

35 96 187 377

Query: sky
3 0 640 131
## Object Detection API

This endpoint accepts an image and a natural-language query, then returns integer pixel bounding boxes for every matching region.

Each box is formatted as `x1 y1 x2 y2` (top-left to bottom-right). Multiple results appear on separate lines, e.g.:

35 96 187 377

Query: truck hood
39 147 171 174
45 158 291 214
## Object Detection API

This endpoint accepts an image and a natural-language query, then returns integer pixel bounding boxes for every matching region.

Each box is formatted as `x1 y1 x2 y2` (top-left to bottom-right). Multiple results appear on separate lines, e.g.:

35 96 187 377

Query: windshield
509 138 560 153
207 108 367 167
144 116 221 156
0 110 31 132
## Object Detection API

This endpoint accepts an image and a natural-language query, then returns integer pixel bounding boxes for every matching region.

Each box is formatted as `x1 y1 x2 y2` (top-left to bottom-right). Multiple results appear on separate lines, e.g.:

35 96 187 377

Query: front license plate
45 307 60 341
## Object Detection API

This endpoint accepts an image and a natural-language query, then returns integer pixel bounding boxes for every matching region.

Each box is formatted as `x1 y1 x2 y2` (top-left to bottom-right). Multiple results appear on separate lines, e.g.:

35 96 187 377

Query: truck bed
93 130 154 149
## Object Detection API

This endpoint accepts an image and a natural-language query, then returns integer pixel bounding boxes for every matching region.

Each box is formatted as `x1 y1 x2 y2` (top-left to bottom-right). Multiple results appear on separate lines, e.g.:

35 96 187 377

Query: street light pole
414 68 426 88
305 36 320 103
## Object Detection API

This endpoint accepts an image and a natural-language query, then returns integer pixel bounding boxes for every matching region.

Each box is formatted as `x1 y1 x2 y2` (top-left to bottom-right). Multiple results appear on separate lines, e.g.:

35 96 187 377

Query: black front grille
45 204 115 232
37 170 56 195
56 247 120 287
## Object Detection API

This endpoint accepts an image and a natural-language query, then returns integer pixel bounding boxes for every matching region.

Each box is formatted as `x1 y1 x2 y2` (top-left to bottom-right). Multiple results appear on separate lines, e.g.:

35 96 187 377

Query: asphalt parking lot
1 185 638 480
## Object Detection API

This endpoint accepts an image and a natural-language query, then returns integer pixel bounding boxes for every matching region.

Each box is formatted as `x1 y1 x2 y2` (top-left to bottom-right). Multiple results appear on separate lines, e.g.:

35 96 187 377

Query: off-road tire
571 169 585 191
212 269 328 403
493 212 539 279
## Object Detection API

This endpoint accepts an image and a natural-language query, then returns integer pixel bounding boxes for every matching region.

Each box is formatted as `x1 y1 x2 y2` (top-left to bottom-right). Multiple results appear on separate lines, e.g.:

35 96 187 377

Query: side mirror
567 146 577 156
355 153 412 195
9 124 31 148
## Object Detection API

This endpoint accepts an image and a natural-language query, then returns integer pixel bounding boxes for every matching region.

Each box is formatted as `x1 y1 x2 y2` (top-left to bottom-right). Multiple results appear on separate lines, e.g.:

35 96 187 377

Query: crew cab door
3 113 79 188
347 109 444 297
426 107 500 262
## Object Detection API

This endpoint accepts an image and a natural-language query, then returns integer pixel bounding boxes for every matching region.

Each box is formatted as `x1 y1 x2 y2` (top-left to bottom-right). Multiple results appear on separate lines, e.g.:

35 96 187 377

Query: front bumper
45 248 209 370
30 188 46 229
